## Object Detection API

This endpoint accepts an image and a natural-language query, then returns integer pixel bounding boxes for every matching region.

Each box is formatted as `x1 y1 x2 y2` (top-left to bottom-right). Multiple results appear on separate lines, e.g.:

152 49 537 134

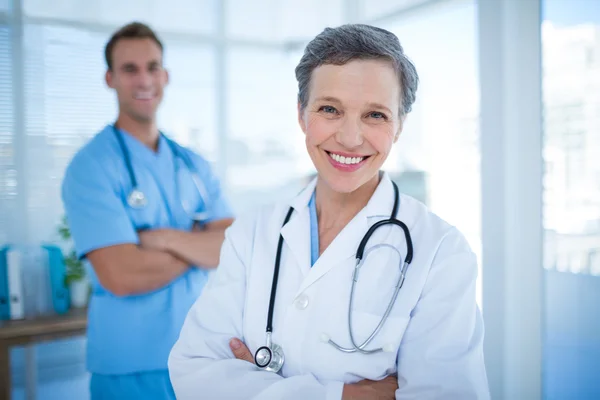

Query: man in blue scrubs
61 22 234 399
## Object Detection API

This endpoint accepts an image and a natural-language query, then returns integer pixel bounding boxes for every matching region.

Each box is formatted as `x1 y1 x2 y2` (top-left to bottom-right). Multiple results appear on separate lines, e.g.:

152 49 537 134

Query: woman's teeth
328 152 365 165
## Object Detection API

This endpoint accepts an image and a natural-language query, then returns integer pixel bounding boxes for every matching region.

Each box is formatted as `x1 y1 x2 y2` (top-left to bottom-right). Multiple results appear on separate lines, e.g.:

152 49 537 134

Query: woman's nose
335 117 364 149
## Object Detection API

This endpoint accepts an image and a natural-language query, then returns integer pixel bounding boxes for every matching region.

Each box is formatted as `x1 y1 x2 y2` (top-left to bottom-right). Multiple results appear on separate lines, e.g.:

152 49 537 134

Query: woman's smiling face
298 58 404 194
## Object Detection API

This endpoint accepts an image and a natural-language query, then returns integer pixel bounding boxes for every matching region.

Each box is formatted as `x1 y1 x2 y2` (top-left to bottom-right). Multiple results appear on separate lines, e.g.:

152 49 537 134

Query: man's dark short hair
104 22 164 70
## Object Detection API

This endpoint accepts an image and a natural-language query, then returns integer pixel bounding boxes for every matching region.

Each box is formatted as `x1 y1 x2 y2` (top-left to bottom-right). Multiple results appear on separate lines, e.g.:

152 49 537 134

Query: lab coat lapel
296 173 397 295
280 179 318 277
296 210 368 295
280 209 311 277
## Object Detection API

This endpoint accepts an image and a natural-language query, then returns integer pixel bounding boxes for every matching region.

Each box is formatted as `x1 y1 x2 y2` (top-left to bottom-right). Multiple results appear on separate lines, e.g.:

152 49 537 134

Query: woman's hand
229 338 255 363
342 376 398 400
229 337 398 399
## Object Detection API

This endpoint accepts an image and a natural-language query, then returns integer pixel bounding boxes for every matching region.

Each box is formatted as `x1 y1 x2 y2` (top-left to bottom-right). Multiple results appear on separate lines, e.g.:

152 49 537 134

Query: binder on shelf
6 246 25 320
43 244 70 315
0 245 10 321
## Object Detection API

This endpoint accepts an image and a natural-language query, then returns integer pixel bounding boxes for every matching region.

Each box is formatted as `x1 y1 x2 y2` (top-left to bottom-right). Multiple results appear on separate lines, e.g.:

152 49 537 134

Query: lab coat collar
289 175 318 212
282 171 398 294
287 171 395 217
279 176 318 278
363 171 397 219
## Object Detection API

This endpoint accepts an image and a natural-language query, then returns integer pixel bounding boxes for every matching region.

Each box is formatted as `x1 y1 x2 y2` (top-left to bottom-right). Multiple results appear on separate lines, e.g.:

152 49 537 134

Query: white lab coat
168 173 490 400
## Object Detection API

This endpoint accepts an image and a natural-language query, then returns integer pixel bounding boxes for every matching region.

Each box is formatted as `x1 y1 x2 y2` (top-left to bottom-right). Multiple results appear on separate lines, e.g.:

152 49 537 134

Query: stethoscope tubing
260 180 414 364
112 125 209 220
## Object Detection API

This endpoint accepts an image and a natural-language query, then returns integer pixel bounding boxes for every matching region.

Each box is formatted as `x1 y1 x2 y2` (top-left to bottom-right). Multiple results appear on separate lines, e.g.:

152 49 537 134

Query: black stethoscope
254 181 414 373
112 125 211 222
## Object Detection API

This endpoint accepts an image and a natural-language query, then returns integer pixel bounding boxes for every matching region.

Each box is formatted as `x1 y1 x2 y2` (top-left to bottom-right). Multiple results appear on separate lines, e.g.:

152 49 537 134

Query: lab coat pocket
317 310 410 381
350 311 409 357
350 242 409 317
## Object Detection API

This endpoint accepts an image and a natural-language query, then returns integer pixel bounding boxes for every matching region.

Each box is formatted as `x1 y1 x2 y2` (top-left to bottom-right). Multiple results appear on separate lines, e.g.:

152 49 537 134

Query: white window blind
158 39 216 162
23 0 217 35
23 24 116 244
21 23 219 244
226 0 343 42
5 19 221 386
225 47 310 213
0 24 15 245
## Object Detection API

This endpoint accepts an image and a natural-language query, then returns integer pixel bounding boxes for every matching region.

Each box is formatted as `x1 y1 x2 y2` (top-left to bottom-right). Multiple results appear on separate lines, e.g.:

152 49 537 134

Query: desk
0 309 87 400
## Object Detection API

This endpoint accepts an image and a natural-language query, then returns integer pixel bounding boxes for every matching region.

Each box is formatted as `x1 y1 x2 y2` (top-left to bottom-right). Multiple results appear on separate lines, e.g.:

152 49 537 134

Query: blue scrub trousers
90 370 175 400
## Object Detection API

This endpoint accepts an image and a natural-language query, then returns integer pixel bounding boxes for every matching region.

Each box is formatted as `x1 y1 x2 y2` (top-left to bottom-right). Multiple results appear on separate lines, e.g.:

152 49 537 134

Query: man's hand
137 219 232 268
229 338 255 363
342 376 398 400
138 229 173 252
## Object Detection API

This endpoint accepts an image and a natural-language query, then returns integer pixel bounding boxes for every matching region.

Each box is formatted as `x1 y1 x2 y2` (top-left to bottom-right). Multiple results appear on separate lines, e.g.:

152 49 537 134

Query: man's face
106 38 168 123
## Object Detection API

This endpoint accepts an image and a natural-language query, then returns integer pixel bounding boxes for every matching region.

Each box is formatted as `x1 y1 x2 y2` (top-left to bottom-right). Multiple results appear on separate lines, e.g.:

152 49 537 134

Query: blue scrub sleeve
192 154 234 222
61 154 139 259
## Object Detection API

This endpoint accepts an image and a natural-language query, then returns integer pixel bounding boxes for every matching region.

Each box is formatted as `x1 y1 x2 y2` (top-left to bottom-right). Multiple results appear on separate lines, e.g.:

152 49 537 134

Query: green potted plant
58 216 90 308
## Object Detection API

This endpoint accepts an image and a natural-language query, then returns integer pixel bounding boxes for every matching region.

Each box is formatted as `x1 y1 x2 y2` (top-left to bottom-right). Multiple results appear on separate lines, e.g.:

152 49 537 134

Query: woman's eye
369 112 386 120
320 106 338 114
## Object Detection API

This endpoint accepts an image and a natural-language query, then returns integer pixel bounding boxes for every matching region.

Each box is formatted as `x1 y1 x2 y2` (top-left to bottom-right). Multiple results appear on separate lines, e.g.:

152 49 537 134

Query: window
226 0 343 42
2 2 227 394
22 24 116 243
361 0 432 21
158 40 216 161
23 0 217 35
376 0 481 302
18 24 219 244
0 24 14 245
542 0 600 398
225 47 310 213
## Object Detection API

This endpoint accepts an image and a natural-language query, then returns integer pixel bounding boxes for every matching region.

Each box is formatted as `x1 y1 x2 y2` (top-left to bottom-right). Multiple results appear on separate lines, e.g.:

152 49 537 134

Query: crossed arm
227 339 398 400
168 218 399 400
87 218 234 297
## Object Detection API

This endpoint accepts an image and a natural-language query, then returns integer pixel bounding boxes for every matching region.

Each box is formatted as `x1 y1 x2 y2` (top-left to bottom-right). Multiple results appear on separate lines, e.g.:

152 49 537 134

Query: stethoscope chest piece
113 125 211 221
127 189 147 208
254 342 284 373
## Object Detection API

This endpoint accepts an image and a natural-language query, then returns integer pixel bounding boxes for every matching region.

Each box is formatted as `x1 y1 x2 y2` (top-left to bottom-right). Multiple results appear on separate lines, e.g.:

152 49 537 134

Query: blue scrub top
61 125 233 375
308 190 319 267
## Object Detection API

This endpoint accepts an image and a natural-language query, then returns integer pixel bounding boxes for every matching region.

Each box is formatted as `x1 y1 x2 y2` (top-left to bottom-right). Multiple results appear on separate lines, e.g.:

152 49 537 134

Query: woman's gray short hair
295 24 419 116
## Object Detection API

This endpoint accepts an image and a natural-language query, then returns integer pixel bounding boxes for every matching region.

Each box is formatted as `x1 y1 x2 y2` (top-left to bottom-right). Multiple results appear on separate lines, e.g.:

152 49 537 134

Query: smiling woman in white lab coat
168 24 490 400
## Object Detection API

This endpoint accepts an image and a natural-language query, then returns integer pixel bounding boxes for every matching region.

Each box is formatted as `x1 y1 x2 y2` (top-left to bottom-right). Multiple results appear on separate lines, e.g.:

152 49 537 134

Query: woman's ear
297 102 307 135
394 115 406 143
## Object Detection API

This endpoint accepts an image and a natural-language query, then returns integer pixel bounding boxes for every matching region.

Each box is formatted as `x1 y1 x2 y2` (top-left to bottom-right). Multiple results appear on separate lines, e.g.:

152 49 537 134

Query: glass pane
226 0 343 42
0 24 15 245
0 0 9 13
376 0 481 303
158 40 217 162
23 24 116 243
542 0 600 398
23 0 217 35
225 47 310 213
22 24 217 243
361 0 429 21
